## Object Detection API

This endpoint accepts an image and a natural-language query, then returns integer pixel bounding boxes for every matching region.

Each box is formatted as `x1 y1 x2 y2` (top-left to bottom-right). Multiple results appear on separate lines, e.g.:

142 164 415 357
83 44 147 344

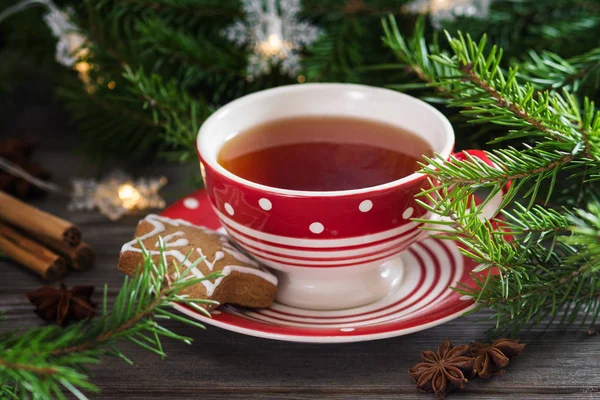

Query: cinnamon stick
38 236 96 271
0 190 81 247
0 223 67 281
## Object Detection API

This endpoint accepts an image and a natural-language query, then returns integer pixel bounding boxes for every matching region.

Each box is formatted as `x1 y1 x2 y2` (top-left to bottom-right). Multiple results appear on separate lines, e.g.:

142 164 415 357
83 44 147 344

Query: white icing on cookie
196 249 225 272
156 231 189 248
121 214 277 297
211 266 279 291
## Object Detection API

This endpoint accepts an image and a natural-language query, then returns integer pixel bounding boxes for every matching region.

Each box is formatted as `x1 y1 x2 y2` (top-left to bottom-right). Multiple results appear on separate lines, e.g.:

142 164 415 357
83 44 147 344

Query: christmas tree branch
50 295 164 357
86 92 161 129
424 194 600 335
500 203 570 235
382 16 456 95
474 260 596 308
134 16 244 78
387 22 600 334
424 148 574 187
458 62 550 135
0 241 220 399
0 359 57 376
385 17 599 212
122 67 211 162
380 18 600 335
114 0 412 17
117 0 241 16
433 34 595 146
517 48 600 95
384 16 599 147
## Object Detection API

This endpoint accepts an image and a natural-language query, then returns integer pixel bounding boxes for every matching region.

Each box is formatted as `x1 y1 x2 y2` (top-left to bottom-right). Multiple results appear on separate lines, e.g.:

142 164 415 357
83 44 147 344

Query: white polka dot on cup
309 222 324 234
183 197 199 209
259 198 272 211
340 327 355 332
225 203 235 216
359 200 373 212
402 207 414 219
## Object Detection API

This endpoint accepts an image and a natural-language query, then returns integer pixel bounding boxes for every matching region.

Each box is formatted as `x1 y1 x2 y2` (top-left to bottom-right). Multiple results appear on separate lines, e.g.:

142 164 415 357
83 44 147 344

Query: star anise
26 284 96 326
471 338 525 379
408 339 474 399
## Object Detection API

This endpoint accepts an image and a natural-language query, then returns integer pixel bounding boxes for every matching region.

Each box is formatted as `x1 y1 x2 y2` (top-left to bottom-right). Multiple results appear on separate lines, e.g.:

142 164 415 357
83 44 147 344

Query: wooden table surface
2 110 600 399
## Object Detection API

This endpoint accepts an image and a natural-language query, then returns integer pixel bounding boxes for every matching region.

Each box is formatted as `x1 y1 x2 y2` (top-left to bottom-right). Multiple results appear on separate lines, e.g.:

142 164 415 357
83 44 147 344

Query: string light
73 48 97 91
297 75 306 83
0 158 167 221
407 0 492 29
107 81 116 90
69 170 167 221
74 61 90 82
31 0 98 91
430 0 449 11
84 84 96 94
257 33 289 58
118 184 141 210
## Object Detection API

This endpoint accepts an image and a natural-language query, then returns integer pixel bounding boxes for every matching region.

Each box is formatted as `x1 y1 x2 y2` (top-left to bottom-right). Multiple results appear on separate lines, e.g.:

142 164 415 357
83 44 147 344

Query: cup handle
450 149 510 220
423 149 510 233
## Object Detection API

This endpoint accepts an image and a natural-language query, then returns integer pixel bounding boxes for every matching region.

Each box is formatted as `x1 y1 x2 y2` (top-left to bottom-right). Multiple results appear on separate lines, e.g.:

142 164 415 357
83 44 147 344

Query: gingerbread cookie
118 214 277 309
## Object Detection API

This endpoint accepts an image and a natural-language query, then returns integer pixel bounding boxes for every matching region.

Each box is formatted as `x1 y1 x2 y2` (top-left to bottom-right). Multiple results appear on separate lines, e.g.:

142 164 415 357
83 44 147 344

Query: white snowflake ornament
42 3 86 67
224 0 322 78
407 0 493 29
0 0 87 67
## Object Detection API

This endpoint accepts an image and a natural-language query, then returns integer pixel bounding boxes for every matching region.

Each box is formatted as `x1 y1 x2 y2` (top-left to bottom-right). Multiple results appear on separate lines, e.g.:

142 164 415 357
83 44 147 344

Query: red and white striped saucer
166 190 481 343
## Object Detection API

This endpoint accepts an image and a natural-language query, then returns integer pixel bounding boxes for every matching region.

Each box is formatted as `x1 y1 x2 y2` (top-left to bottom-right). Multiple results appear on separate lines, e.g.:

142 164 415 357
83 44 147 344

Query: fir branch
441 0 600 59
133 16 244 83
304 17 365 83
57 74 164 162
458 62 549 135
385 19 600 211
113 0 413 18
122 67 211 162
384 17 600 148
383 19 600 335
517 48 600 97
382 15 457 95
424 147 574 187
86 92 161 129
50 295 164 357
435 34 595 146
0 360 57 376
0 242 220 399
118 0 241 16
420 193 598 335
473 261 594 309
501 203 570 236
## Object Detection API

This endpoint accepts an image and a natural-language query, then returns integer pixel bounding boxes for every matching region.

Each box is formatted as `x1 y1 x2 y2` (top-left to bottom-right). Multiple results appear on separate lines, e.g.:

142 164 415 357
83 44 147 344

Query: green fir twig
0 242 219 399
384 16 600 336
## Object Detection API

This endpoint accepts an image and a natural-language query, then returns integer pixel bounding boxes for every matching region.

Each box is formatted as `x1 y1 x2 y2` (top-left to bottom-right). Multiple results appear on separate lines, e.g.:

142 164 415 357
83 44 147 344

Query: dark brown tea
217 116 432 191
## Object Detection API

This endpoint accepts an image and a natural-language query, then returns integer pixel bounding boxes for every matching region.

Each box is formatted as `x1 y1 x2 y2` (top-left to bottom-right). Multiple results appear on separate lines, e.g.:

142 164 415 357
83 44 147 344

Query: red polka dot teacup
197 84 496 310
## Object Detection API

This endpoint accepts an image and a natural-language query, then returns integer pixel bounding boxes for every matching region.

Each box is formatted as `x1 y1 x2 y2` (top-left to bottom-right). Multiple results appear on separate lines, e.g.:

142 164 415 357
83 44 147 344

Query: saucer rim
172 302 476 343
